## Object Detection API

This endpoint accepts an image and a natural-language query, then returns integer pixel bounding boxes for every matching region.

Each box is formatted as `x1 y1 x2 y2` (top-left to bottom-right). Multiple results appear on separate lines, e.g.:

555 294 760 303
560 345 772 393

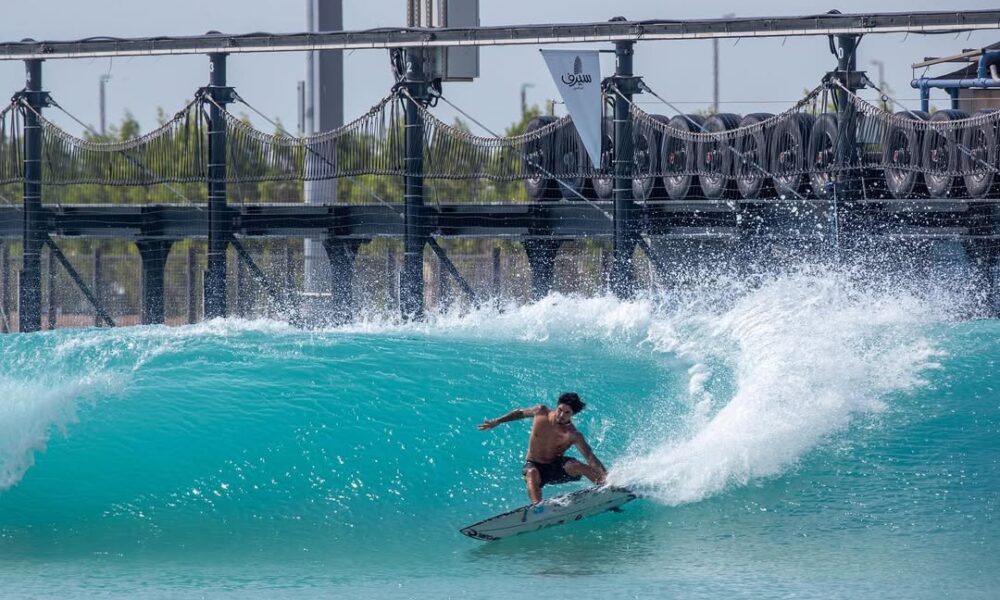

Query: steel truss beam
2 10 999 60
0 202 992 241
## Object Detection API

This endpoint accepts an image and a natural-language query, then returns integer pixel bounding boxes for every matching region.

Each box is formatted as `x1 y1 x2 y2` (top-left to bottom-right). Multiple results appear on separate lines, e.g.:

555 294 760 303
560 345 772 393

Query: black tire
808 113 839 200
523 116 559 201
962 109 998 199
592 116 615 200
554 119 590 200
854 111 889 198
883 110 928 199
922 109 969 198
698 113 742 199
632 114 669 201
769 113 816 198
661 114 705 200
734 113 774 199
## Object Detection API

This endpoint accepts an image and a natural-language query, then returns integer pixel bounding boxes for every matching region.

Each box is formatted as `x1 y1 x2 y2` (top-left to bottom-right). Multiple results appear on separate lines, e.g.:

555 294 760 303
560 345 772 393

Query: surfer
478 392 607 503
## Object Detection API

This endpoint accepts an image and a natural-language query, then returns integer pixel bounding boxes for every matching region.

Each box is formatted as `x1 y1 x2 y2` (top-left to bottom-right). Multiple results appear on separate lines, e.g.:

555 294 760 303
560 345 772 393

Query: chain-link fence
0 238 655 330
2 234 997 331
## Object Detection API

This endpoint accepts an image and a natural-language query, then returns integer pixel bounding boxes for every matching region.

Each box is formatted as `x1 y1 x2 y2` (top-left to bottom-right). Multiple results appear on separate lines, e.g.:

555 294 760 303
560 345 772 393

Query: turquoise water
0 271 997 598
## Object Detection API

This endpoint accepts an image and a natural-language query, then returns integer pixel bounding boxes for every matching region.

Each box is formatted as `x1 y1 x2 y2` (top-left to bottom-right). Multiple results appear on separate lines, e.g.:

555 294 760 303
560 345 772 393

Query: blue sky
0 0 996 137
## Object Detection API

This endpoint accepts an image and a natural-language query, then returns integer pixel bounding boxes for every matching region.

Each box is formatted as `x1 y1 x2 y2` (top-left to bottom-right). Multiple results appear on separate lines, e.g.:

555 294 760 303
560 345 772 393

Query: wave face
0 269 997 598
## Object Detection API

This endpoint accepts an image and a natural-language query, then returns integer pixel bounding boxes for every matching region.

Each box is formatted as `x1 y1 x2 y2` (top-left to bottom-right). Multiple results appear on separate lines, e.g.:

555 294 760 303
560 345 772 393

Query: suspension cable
838 78 1000 177
230 91 405 221
45 95 203 209
421 89 614 222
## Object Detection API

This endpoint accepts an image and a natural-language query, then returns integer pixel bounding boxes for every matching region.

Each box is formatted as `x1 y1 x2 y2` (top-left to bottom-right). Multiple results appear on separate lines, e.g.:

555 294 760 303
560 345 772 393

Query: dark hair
557 392 586 414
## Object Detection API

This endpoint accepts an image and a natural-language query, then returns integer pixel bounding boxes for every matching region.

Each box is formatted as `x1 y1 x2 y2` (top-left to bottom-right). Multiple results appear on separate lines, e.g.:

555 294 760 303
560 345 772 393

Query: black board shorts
522 457 583 487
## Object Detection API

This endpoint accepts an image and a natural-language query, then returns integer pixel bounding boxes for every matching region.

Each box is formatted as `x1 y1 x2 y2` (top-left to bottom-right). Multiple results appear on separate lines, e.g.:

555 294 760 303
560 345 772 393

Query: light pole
520 83 534 117
99 74 110 135
712 13 735 114
870 59 890 111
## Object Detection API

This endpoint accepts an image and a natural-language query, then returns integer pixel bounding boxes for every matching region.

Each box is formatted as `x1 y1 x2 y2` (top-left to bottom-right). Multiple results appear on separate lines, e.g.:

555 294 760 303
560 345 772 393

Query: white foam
0 374 115 491
609 272 944 504
330 268 946 506
335 293 656 344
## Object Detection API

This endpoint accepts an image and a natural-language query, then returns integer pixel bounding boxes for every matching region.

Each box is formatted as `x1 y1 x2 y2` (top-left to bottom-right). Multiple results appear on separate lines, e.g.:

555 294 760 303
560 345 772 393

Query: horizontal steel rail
0 201 992 241
2 10 999 60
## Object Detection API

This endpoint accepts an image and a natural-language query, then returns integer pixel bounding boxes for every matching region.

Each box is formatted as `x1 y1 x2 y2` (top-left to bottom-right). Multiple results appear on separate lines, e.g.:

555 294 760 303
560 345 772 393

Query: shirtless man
478 392 607 503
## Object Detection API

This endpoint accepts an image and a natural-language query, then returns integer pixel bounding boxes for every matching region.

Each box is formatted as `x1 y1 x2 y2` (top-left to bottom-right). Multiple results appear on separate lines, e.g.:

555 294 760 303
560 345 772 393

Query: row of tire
522 109 994 202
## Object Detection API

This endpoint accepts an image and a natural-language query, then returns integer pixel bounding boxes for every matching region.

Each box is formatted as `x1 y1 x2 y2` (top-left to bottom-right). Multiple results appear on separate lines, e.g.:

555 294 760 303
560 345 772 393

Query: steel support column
137 240 173 324
491 247 502 301
611 39 639 298
833 33 861 203
964 241 999 318
0 242 9 332
427 238 476 305
990 253 1000 319
322 238 360 323
46 249 56 329
946 88 960 110
46 238 115 328
993 202 1000 317
524 239 561 301
19 58 44 332
92 247 102 326
204 51 230 319
972 200 1000 317
400 48 429 320
187 246 197 323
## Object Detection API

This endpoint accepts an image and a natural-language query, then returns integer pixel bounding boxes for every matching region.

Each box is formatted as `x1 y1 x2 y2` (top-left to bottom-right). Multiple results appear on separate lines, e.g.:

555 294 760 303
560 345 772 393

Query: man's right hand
478 419 497 431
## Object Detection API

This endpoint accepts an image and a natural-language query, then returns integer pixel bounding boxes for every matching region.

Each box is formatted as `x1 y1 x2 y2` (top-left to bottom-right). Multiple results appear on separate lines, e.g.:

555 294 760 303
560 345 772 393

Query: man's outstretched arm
478 405 545 431
574 434 608 482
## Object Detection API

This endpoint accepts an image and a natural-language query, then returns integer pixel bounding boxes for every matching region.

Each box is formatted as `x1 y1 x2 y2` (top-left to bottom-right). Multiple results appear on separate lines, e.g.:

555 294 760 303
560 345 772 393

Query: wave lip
611 273 944 505
0 377 105 491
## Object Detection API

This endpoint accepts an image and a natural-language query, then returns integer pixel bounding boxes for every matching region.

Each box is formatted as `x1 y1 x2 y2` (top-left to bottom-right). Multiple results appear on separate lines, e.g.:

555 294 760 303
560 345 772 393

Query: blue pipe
910 50 1000 92
911 78 1000 90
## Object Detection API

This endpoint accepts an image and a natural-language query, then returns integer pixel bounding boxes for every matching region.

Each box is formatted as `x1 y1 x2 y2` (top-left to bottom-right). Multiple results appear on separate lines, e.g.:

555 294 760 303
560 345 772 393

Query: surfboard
460 485 637 541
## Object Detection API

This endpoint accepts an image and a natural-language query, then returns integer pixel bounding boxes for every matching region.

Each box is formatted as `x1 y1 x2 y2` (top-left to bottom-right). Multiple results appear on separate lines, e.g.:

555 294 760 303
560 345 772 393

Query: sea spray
610 271 944 504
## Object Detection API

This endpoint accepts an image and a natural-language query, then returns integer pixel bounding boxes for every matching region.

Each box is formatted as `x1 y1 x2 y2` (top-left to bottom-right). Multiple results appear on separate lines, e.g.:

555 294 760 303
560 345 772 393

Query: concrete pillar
0 243 9 332
187 246 197 324
46 248 56 329
137 240 173 325
92 247 103 327
322 238 359 323
524 239 561 301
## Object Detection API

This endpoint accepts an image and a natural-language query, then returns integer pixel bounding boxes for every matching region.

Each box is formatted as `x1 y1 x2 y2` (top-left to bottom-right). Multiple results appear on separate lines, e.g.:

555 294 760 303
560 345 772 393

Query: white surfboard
460 486 637 541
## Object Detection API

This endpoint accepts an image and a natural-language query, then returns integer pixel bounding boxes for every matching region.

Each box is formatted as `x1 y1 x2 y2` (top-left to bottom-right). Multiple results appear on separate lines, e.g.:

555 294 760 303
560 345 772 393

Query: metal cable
232 91 404 220
425 90 613 221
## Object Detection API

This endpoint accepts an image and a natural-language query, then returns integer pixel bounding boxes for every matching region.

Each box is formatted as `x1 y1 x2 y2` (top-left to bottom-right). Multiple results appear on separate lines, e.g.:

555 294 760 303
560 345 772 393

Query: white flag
540 49 602 169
